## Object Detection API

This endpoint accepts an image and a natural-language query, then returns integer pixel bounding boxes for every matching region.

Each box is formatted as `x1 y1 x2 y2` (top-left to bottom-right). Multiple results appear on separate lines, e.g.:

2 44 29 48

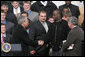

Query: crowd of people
1 1 84 56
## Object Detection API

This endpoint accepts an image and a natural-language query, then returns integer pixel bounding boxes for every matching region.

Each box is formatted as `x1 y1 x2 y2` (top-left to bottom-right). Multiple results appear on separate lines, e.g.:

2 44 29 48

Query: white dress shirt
13 7 21 16
41 21 49 33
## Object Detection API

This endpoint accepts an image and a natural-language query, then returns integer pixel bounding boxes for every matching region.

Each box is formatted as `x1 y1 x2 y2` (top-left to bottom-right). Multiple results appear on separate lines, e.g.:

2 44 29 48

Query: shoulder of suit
6 21 14 25
71 4 79 8
31 11 38 14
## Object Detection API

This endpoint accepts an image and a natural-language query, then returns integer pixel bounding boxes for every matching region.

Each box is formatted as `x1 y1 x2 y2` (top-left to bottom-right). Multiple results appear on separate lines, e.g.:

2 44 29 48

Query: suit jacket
59 4 80 18
61 26 84 56
12 24 37 56
6 12 18 25
6 21 14 35
9 6 23 14
29 20 52 55
1 34 13 56
29 11 39 22
31 1 57 19
17 11 38 22
51 19 70 51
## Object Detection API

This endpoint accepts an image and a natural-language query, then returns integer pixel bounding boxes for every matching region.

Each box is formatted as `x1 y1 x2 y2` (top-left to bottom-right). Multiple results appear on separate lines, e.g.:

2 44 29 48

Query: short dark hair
39 10 47 15
1 10 6 14
21 11 28 16
1 1 8 7
1 23 6 26
11 1 19 3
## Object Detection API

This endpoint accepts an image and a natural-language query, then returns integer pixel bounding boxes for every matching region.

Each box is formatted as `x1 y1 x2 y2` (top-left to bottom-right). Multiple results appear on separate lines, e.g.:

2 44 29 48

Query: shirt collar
2 20 6 24
1 33 6 38
24 10 31 16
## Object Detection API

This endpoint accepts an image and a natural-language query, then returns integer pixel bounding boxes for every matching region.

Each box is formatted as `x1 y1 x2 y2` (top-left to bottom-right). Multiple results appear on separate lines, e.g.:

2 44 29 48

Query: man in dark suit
29 10 52 56
48 9 70 56
61 16 84 56
1 23 13 56
59 1 80 19
10 1 23 16
1 1 18 25
1 23 12 44
12 16 37 56
1 10 14 35
22 1 38 22
31 1 57 19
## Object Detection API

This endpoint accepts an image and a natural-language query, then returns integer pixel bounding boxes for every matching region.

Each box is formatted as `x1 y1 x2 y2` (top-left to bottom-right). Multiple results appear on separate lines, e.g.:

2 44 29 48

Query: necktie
15 9 18 16
1 36 4 44
42 22 48 33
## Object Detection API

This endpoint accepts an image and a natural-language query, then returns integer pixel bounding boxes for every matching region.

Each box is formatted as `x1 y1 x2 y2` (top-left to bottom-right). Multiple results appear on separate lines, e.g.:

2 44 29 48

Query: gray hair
18 16 26 24
68 16 78 25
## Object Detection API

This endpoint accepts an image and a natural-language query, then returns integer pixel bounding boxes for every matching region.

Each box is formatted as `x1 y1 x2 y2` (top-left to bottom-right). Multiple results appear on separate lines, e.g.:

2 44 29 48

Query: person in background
31 1 57 20
1 23 13 56
1 23 12 44
61 16 84 56
10 1 23 17
62 7 72 22
59 1 80 19
23 1 38 22
1 1 18 25
1 10 14 35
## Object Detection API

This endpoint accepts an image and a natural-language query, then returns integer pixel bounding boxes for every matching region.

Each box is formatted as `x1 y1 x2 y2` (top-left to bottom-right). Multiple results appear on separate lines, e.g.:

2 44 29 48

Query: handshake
38 40 44 46
30 40 44 55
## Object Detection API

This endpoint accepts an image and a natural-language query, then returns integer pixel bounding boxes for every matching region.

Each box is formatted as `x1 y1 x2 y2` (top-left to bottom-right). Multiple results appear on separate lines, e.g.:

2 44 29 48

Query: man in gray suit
61 16 84 56
23 1 38 22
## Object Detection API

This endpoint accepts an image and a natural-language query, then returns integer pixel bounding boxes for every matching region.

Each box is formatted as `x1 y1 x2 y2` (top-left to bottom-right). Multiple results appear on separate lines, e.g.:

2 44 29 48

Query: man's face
23 3 31 12
39 12 47 22
1 5 8 13
68 22 72 29
1 13 6 21
23 17 30 27
53 11 61 20
12 1 19 9
1 25 6 34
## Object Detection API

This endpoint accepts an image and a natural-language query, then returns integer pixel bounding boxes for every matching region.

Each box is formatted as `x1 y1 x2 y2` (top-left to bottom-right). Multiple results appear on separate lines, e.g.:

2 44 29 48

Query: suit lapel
37 20 46 33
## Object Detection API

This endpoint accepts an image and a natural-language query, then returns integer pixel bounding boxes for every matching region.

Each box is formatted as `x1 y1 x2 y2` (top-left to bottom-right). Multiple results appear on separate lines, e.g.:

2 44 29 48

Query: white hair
18 16 26 24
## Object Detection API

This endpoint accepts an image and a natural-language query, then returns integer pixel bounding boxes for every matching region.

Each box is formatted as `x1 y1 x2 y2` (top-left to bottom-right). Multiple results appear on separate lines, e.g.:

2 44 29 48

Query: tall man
61 16 84 56
29 10 52 56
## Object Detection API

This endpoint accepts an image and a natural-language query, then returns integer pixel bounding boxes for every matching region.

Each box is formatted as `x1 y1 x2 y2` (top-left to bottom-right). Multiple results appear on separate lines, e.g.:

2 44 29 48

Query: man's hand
48 18 54 23
30 50 36 55
38 40 44 46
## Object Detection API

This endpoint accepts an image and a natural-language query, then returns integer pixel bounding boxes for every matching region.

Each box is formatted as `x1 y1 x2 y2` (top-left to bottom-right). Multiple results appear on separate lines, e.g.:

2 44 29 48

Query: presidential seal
2 43 11 53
